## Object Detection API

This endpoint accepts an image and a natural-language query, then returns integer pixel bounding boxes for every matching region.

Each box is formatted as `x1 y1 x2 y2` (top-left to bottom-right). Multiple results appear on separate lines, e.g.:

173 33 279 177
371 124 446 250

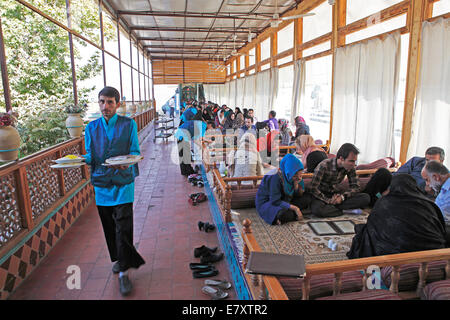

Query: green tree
0 0 113 156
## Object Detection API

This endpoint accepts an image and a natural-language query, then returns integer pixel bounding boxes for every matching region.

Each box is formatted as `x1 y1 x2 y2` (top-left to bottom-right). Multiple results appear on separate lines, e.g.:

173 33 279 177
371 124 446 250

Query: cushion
277 271 364 300
316 289 402 300
230 188 259 209
421 279 450 300
381 260 447 292
356 157 395 170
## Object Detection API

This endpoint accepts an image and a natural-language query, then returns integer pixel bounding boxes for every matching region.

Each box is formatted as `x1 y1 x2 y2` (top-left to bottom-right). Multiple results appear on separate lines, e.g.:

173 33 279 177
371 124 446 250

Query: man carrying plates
83 86 145 296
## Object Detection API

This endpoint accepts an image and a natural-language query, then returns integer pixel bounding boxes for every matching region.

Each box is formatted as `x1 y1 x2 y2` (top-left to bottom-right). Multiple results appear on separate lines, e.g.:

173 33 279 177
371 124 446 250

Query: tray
51 163 85 169
102 155 143 166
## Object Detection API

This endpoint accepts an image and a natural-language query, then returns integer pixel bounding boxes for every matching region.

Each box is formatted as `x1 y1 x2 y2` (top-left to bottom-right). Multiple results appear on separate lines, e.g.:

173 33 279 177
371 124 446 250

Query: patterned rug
230 207 369 265
205 170 369 265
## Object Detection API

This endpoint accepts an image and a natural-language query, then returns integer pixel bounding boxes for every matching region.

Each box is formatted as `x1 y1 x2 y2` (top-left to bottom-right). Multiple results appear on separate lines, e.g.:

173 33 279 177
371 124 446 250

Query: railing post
225 185 232 223
55 149 66 196
80 138 89 179
390 265 400 294
416 262 429 296
14 167 34 229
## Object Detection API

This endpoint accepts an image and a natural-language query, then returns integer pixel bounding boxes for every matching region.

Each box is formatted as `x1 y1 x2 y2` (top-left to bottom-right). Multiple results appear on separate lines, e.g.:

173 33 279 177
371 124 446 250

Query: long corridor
8 128 236 300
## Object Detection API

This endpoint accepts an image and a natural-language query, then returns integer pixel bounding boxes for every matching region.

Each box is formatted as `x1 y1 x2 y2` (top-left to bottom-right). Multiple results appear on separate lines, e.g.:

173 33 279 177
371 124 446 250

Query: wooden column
293 18 303 60
65 0 78 105
99 0 106 87
0 16 12 112
15 167 34 230
329 0 347 144
236 56 240 78
270 33 278 68
130 36 134 103
399 0 426 164
245 51 249 76
117 16 123 99
255 42 261 72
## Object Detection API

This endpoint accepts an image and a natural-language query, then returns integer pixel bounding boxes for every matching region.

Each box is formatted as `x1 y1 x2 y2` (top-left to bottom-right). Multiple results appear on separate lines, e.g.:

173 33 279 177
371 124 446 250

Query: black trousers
310 193 371 218
97 203 145 272
273 193 313 225
177 139 195 176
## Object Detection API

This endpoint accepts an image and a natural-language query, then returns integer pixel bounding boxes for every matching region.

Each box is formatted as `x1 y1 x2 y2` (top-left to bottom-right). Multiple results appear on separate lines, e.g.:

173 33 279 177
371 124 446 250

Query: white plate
102 155 143 166
51 163 84 169
105 155 143 165
54 156 85 164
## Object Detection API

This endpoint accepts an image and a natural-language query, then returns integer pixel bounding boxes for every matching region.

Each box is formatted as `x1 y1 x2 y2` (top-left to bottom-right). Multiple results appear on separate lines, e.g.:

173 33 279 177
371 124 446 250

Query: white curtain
244 74 256 109
408 18 450 168
236 77 245 108
255 69 271 121
270 67 279 117
330 32 400 163
229 79 236 108
291 59 306 125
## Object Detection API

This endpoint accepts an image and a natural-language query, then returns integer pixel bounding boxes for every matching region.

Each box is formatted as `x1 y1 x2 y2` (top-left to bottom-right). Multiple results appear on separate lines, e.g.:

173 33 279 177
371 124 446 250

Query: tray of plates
53 155 85 164
102 154 144 166
51 162 85 169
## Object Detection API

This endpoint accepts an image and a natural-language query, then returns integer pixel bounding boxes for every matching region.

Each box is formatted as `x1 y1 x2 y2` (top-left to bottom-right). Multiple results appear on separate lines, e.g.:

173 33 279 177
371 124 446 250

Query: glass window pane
105 54 120 94
275 65 294 121
260 37 271 61
278 55 293 66
131 42 139 69
303 55 332 143
28 0 67 27
71 0 101 47
103 9 118 58
240 55 245 70
432 0 450 17
120 29 130 65
140 73 145 102
303 41 331 57
347 0 404 24
121 63 132 102
249 47 256 66
345 14 406 45
75 39 104 103
277 22 294 53
133 68 139 101
260 63 270 71
303 1 332 43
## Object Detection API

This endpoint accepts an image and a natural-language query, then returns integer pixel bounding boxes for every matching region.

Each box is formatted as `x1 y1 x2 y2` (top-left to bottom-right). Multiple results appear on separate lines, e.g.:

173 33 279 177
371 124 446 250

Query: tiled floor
8 125 236 300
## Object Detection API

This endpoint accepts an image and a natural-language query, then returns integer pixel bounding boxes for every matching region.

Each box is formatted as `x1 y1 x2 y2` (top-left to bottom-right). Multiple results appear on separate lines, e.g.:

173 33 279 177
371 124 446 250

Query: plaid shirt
308 158 360 204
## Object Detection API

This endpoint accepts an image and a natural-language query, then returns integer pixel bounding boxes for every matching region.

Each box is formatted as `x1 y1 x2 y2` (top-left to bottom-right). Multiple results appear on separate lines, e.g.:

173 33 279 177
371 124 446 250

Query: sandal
201 285 228 300
204 279 232 290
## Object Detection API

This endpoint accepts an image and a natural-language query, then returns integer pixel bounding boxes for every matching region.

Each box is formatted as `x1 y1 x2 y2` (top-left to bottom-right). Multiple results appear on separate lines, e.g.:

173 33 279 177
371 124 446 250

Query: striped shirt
309 157 360 204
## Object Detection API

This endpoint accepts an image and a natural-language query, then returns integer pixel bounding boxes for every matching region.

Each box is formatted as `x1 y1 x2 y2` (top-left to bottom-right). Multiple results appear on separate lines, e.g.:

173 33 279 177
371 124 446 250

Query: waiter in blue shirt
83 86 145 296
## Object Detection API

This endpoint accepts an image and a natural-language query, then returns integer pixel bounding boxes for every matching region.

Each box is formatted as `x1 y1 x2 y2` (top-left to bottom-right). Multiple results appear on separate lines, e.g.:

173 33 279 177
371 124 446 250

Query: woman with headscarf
234 112 245 130
294 115 310 139
278 119 292 146
227 132 264 179
215 109 226 131
202 107 212 122
255 154 312 225
347 174 447 259
223 112 236 130
295 135 327 172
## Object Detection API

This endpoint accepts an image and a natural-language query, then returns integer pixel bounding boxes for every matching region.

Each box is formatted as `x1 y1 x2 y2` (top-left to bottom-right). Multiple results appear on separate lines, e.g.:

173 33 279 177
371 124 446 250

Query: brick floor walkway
8 128 236 300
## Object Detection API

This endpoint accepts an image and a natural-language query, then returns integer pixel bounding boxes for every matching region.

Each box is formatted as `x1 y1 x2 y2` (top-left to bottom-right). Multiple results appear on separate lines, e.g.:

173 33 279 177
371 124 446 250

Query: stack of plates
102 154 143 166
51 155 85 169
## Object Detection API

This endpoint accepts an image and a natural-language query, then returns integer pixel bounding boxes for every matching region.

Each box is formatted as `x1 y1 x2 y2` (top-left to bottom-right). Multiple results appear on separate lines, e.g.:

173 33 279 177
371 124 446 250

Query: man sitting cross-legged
309 143 370 217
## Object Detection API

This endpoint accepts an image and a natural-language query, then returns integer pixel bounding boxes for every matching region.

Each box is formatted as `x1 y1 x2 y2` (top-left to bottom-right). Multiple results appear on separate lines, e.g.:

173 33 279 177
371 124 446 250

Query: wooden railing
241 219 450 300
0 108 155 257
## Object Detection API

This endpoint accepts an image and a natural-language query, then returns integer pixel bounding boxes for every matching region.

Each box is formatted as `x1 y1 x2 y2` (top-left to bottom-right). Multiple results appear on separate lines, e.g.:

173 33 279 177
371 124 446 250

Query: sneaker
118 275 132 296
112 261 120 274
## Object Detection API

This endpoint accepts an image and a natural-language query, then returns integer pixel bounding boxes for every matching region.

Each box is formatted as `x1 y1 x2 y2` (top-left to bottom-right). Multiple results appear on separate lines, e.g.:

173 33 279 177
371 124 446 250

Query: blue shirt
84 114 140 206
393 156 427 191
435 178 450 224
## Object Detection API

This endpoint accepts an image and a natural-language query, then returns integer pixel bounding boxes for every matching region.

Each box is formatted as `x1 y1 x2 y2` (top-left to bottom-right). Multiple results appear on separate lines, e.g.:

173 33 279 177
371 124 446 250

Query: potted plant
0 110 21 161
65 104 86 138
117 100 127 116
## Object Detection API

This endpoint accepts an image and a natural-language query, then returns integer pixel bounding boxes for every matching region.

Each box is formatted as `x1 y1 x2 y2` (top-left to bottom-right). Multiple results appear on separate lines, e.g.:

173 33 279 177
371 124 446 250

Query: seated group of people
255 143 449 259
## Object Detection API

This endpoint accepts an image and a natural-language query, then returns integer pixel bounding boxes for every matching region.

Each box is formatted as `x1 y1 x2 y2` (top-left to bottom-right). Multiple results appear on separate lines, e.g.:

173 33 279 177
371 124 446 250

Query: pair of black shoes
190 263 219 278
198 221 215 233
195 245 224 264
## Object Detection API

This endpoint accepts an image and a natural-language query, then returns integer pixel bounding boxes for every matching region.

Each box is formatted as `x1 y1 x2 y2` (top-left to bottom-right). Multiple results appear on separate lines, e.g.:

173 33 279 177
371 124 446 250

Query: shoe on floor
200 252 224 264
112 261 120 274
119 275 133 296
202 285 228 300
204 279 232 290
194 245 218 258
193 268 219 279
189 262 214 270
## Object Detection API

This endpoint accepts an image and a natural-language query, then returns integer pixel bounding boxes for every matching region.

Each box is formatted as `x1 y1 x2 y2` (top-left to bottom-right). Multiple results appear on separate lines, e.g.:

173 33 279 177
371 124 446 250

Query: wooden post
65 0 78 105
0 16 12 112
399 0 426 164
14 167 34 229
117 16 123 99
255 42 261 72
390 265 400 294
236 56 240 79
270 33 277 68
55 150 66 196
99 0 106 87
416 262 429 296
